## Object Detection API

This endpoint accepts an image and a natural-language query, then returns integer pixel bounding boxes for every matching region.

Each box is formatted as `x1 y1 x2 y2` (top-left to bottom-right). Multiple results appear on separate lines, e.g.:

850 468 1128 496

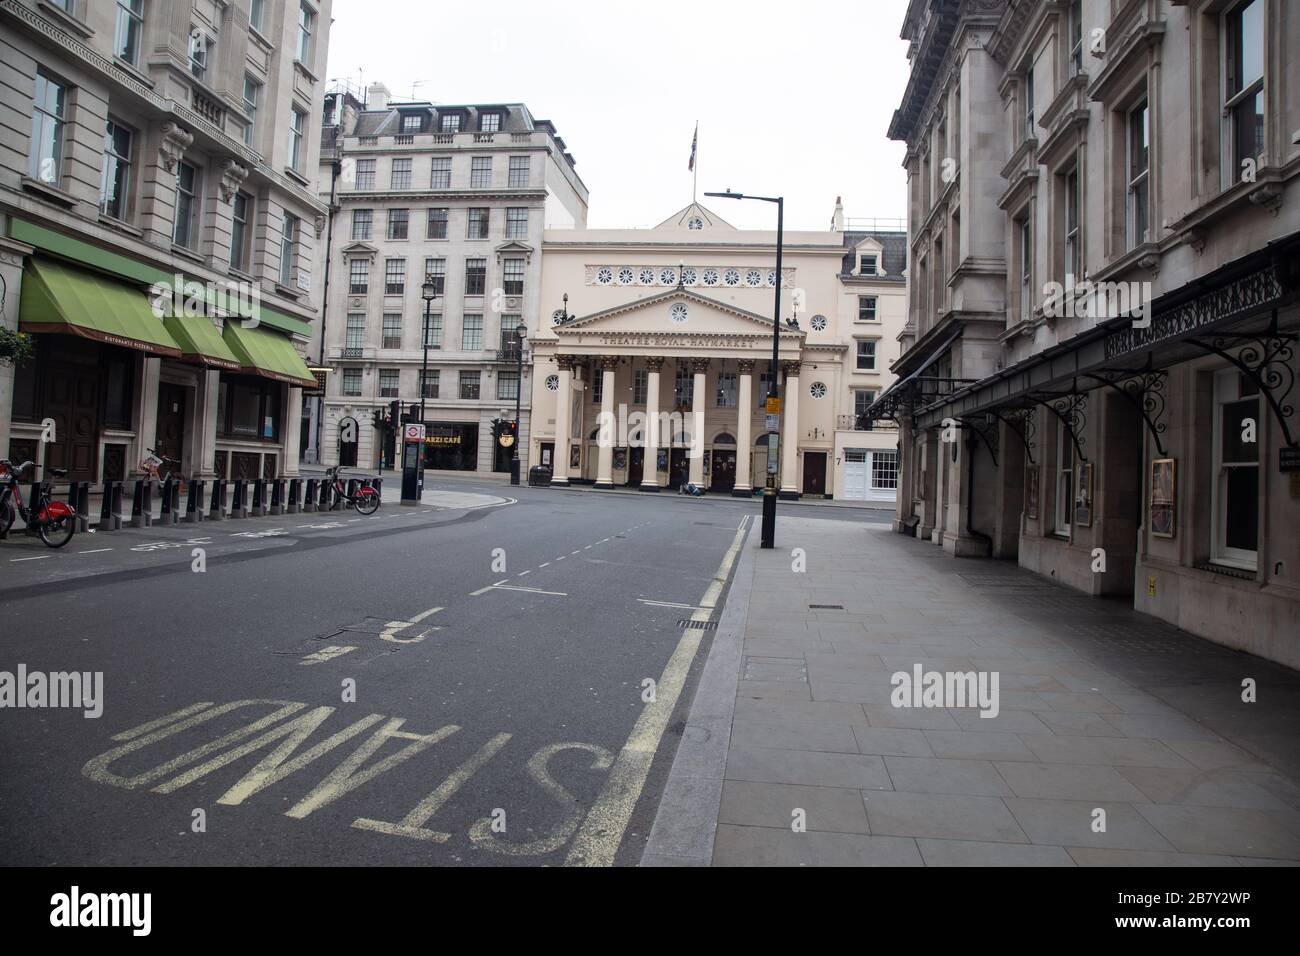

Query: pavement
0 477 879 866
643 514 1300 866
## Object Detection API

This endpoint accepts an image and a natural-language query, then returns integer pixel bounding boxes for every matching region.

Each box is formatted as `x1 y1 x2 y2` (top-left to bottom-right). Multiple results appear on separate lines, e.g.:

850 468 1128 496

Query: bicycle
325 466 381 516
139 448 183 484
0 459 77 548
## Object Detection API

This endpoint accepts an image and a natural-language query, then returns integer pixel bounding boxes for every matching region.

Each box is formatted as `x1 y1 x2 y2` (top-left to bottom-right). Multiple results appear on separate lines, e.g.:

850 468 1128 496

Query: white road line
469 579 510 597
570 550 581 555
301 645 357 665
636 599 697 609
77 548 113 555
556 556 566 561
490 584 568 597
583 545 592 550
517 570 531 576
566 518 748 867
10 555 51 562
538 562 550 567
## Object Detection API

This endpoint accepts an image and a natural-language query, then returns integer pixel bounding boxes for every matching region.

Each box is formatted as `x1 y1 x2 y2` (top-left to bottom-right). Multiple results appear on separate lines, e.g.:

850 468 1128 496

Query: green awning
163 314 242 371
19 257 182 357
222 320 317 386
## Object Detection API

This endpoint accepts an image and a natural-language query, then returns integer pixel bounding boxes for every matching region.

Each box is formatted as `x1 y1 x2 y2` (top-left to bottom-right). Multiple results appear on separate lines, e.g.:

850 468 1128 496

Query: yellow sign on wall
765 397 781 414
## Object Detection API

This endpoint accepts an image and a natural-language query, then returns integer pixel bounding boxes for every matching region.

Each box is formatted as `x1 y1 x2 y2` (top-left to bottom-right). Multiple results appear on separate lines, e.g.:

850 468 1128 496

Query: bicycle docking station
67 481 90 533
184 479 205 523
250 479 268 518
303 479 318 512
208 480 227 521
129 479 153 529
229 480 248 519
98 480 123 532
158 476 181 525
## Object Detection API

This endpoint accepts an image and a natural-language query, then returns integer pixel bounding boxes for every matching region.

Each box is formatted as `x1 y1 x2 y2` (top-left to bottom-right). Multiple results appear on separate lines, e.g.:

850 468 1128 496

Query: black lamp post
420 277 437 424
510 321 527 485
704 188 783 549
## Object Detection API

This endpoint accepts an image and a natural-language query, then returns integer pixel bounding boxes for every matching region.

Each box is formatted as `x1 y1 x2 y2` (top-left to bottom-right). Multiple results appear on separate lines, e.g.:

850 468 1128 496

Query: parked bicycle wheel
38 513 75 548
352 488 380 516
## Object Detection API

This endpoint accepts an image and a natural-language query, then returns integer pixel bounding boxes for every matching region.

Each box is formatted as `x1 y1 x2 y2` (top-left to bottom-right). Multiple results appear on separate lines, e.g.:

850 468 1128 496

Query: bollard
184 478 205 523
97 480 123 532
270 478 286 516
130 479 153 528
319 480 332 511
343 478 359 510
67 481 90 533
159 476 180 525
251 478 267 517
208 479 228 521
287 479 302 514
230 479 247 518
303 478 317 513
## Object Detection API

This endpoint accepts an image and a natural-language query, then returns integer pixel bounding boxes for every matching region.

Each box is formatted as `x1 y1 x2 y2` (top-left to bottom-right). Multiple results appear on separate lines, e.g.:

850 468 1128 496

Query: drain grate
677 620 718 630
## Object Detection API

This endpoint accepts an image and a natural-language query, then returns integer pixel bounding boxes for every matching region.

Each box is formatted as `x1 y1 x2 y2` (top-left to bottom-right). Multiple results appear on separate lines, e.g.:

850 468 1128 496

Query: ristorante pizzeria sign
1104 263 1284 360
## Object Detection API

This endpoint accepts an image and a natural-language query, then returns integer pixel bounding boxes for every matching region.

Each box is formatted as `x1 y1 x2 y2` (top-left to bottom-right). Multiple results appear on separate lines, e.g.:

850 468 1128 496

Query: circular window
669 303 689 324
546 374 560 391
745 270 763 287
688 217 704 230
617 267 634 285
723 268 741 287
660 268 677 285
596 267 613 285
810 314 827 331
767 270 778 287
702 268 719 286
809 381 828 399
682 267 698 285
638 267 655 285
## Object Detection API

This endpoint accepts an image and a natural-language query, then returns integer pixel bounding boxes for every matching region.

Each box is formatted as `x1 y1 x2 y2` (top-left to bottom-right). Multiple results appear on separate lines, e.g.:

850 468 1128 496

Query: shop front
421 422 479 471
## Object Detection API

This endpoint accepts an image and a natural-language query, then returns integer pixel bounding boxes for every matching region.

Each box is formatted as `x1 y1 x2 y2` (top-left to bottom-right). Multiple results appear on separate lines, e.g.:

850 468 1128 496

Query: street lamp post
420 278 437 425
705 189 783 549
510 322 527 485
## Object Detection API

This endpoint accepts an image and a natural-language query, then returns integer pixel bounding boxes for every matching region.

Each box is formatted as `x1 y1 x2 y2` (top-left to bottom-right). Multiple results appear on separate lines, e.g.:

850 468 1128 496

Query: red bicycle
0 459 77 548
326 466 381 515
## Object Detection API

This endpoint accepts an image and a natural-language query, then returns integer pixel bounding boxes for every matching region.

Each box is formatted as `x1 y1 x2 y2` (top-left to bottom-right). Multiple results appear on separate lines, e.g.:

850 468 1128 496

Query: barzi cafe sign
1104 264 1284 360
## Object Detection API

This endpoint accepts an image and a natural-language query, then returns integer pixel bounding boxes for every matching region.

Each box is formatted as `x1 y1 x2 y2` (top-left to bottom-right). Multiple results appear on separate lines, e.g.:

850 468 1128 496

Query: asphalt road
0 479 884 866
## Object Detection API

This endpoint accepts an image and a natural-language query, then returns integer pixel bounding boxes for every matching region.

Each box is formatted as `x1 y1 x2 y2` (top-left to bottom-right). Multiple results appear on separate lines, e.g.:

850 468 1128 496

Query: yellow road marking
564 516 749 866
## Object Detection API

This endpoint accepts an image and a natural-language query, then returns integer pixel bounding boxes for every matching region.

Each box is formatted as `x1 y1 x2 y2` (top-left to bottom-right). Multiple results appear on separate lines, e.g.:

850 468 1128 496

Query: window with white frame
426 207 448 239
387 208 409 240
400 113 424 134
114 0 143 66
1063 165 1080 285
384 259 406 295
188 28 213 81
633 369 648 405
355 158 375 189
279 213 298 286
461 314 483 350
250 0 266 33
382 313 402 349
855 340 877 371
854 390 877 427
1024 65 1035 140
497 371 520 401
440 114 461 133
470 156 492 188
1055 419 1074 536
100 119 133 220
871 450 899 490
1018 214 1032 320
674 366 693 406
288 107 305 170
344 314 365 350
467 208 489 239
459 370 480 400
1225 0 1264 177
173 161 198 248
423 313 442 348
508 156 530 187
230 191 252 272
296 2 315 62
506 207 528 239
348 258 369 295
858 295 878 322
430 157 451 189
1127 99 1149 249
390 157 412 190
479 112 501 133
716 372 738 407
341 368 362 396
1068 0 1083 76
351 208 372 241
29 70 66 185
424 258 446 295
464 259 486 295
420 369 439 398
503 258 525 295
242 76 260 147
859 255 878 276
1212 369 1260 566
378 369 400 397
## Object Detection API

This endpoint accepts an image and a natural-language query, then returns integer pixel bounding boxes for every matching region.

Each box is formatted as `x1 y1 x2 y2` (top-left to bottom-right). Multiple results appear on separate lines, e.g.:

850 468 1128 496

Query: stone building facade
0 0 330 484
311 83 588 474
874 0 1300 668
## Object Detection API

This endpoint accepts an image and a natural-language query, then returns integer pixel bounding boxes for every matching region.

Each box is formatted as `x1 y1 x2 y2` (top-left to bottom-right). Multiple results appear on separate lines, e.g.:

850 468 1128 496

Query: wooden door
44 363 99 482
802 451 827 496
710 450 736 492
155 382 187 476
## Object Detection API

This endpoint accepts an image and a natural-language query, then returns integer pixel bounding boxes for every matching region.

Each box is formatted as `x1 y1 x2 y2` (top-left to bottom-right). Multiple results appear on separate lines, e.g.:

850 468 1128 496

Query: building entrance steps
643 515 1300 867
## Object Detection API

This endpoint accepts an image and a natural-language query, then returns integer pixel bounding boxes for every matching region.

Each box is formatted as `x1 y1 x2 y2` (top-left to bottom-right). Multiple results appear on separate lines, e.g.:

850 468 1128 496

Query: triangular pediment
494 240 534 255
654 202 736 231
341 241 378 257
553 288 804 339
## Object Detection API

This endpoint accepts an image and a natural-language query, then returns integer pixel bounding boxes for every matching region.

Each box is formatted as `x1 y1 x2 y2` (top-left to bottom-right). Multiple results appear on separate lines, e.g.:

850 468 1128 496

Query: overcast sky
325 0 912 231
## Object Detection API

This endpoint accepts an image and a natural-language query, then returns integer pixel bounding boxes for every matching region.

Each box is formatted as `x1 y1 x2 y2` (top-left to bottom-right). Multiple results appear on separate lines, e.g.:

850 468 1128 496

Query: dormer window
859 255 878 276
440 114 461 133
400 113 425 134
479 112 502 133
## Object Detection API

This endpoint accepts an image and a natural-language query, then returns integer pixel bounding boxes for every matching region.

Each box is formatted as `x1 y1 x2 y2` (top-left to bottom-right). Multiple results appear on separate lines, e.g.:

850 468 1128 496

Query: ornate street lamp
510 322 528 485
420 276 438 423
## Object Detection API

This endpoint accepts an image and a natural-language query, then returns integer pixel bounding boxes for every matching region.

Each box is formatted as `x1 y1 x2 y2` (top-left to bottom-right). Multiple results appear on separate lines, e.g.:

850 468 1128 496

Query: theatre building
526 202 908 500
874 0 1300 668
0 0 330 484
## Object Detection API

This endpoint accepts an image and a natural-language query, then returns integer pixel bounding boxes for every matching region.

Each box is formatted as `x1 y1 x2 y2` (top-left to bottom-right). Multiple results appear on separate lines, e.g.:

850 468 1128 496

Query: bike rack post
250 478 267 517
230 479 247 519
159 476 180 525
287 479 302 514
184 478 205 523
303 478 317 513
320 480 333 511
98 479 123 532
130 479 153 528
372 476 383 497
68 481 90 533
344 478 359 509
209 480 227 521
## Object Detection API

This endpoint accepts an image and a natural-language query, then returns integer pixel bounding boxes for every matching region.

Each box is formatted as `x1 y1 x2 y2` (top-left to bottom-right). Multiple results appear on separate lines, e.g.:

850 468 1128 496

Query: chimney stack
831 196 844 232
367 82 391 112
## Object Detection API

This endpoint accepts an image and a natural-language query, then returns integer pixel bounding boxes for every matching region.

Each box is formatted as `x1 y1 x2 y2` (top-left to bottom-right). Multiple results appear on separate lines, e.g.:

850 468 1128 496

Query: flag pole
692 121 698 203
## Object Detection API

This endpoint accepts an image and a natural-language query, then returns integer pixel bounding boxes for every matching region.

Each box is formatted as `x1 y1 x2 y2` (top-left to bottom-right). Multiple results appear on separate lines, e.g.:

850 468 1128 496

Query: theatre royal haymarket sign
1104 263 1285 360
592 333 767 349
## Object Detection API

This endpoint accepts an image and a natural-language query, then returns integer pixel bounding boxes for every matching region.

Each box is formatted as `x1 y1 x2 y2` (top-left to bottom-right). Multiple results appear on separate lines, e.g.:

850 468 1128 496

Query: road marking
490 584 567 597
517 570 531 576
555 556 566 561
300 645 357 665
565 517 748 867
538 562 550 568
570 550 581 556
380 606 443 644
77 548 114 555
636 599 697 609
583 545 592 550
9 555 51 562
469 579 509 597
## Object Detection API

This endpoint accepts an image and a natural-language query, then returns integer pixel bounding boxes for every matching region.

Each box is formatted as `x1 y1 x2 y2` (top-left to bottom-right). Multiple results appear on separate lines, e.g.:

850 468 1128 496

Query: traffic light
371 408 385 430
390 400 401 428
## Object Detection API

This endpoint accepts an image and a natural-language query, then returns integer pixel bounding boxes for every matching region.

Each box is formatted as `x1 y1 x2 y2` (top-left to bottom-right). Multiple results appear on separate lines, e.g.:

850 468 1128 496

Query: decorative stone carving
598 355 620 371
737 359 756 374
781 360 803 376
555 354 579 372
159 122 193 173
314 214 328 238
643 356 666 372
218 159 249 202
690 357 711 373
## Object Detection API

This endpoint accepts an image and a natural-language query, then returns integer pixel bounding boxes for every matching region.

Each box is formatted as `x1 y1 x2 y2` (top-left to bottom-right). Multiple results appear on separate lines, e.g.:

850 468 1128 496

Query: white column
734 360 754 496
282 386 303 476
689 358 708 487
133 355 161 475
551 356 572 485
780 360 801 498
596 356 616 488
191 368 221 478
641 356 664 490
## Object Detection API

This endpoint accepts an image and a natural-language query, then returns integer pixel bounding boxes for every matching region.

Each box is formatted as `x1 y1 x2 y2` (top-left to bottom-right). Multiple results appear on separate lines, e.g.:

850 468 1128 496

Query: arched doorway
711 431 737 492
337 416 358 467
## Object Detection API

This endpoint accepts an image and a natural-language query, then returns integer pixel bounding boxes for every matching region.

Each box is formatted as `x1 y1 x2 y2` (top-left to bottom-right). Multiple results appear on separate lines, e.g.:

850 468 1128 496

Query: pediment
341 241 378 258
654 202 736 231
553 288 804 340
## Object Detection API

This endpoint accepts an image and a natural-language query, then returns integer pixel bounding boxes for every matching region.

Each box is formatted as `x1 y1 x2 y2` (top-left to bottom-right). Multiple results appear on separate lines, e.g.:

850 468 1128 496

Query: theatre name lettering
592 333 763 349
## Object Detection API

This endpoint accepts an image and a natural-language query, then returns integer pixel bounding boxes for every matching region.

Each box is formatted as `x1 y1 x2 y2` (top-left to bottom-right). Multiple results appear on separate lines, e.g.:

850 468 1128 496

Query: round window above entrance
810 314 827 331
682 267 698 285
617 267 634 285
596 267 613 285
669 303 689 324
809 381 828 399
546 374 560 391
702 269 719 286
688 217 704 230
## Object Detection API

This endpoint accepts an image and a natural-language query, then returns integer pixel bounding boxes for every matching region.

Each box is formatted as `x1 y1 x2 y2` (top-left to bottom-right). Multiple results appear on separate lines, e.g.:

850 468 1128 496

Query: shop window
1055 419 1074 536
217 376 281 442
102 351 133 428
1212 369 1259 567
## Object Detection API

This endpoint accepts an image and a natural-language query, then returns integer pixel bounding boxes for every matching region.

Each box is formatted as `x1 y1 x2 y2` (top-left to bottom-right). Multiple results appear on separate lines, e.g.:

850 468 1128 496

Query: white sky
324 0 913 231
